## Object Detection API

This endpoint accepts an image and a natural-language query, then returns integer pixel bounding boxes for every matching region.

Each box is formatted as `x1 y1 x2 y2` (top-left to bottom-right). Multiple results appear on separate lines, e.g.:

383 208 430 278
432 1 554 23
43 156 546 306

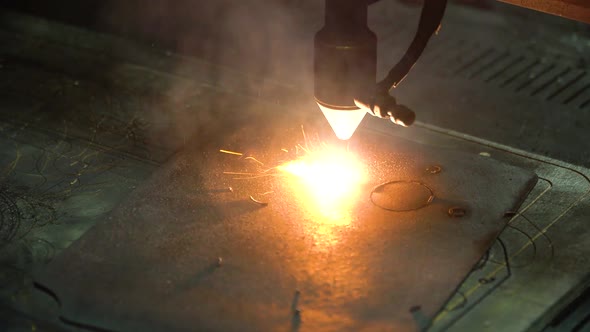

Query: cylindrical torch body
314 0 377 109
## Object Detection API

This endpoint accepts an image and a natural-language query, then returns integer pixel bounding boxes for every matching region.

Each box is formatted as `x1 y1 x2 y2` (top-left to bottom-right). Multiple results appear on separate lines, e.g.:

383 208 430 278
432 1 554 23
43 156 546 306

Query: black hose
375 0 448 93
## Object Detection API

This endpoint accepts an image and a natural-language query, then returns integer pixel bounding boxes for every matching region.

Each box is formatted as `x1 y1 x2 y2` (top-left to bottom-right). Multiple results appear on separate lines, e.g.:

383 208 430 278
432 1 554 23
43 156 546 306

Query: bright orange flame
278 146 367 226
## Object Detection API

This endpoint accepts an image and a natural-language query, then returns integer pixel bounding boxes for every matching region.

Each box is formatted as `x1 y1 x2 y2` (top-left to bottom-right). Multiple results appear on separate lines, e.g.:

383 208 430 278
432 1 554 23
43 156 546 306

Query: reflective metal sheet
35 122 537 332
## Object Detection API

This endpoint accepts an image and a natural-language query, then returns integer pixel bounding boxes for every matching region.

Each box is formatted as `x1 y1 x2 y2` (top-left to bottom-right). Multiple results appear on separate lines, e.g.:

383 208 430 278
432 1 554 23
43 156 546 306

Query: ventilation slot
429 40 590 109
452 48 495 75
467 52 510 79
499 60 540 88
547 72 586 101
515 64 556 92
484 56 526 83
563 82 590 105
530 67 571 96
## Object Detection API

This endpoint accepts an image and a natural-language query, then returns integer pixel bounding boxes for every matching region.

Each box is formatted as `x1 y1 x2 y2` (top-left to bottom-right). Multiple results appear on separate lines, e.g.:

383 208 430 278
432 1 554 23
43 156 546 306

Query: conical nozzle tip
317 103 367 140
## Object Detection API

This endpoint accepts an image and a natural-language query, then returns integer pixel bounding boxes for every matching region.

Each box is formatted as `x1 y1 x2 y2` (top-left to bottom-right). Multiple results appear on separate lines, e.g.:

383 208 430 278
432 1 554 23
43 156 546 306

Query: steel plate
35 119 537 332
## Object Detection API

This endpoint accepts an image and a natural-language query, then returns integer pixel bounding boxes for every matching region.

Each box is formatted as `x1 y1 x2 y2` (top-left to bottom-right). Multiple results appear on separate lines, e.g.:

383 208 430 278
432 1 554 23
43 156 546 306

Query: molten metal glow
318 103 367 140
278 146 366 225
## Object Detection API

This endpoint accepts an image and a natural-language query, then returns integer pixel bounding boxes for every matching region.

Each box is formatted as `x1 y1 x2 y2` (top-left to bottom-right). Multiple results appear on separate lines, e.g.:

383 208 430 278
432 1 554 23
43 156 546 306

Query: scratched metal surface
367 120 590 331
0 103 158 331
34 114 536 332
0 9 589 332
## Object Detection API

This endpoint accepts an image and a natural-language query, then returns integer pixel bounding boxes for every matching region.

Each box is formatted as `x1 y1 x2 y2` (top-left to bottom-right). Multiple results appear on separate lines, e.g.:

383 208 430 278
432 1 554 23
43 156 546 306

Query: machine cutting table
0 3 589 331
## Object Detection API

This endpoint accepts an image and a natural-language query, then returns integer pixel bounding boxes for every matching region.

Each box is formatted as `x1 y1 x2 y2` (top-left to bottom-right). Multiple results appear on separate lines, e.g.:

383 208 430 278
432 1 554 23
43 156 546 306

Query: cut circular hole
370 181 434 212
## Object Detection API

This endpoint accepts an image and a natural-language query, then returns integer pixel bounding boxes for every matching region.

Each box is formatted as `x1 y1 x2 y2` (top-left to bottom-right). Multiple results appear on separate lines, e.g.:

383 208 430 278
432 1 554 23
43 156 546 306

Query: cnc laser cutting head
314 0 376 140
314 0 448 140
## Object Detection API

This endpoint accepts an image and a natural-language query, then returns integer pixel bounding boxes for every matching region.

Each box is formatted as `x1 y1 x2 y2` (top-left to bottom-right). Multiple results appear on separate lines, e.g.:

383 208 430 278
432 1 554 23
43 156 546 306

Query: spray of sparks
277 147 365 209
220 127 367 223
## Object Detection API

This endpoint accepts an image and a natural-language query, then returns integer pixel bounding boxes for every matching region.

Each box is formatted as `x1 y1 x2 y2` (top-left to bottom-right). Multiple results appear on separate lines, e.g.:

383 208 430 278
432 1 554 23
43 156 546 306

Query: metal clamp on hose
313 0 447 139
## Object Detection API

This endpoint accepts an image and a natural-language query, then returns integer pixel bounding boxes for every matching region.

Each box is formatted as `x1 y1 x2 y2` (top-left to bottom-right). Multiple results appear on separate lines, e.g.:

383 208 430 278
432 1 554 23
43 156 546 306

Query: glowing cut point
318 103 367 140
278 146 366 225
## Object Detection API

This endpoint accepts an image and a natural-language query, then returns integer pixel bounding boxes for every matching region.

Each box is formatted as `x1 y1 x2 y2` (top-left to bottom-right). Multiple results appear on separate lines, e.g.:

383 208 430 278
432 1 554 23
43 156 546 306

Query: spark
219 149 243 156
301 125 309 150
219 126 368 237
244 156 265 166
222 171 258 176
296 144 311 154
231 174 275 180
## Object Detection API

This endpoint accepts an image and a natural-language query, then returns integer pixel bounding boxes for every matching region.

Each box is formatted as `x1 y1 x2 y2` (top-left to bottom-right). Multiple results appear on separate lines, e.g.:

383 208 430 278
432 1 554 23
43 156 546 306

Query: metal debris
249 196 268 206
426 165 442 174
292 290 301 317
448 206 467 218
503 210 518 218
478 277 496 284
